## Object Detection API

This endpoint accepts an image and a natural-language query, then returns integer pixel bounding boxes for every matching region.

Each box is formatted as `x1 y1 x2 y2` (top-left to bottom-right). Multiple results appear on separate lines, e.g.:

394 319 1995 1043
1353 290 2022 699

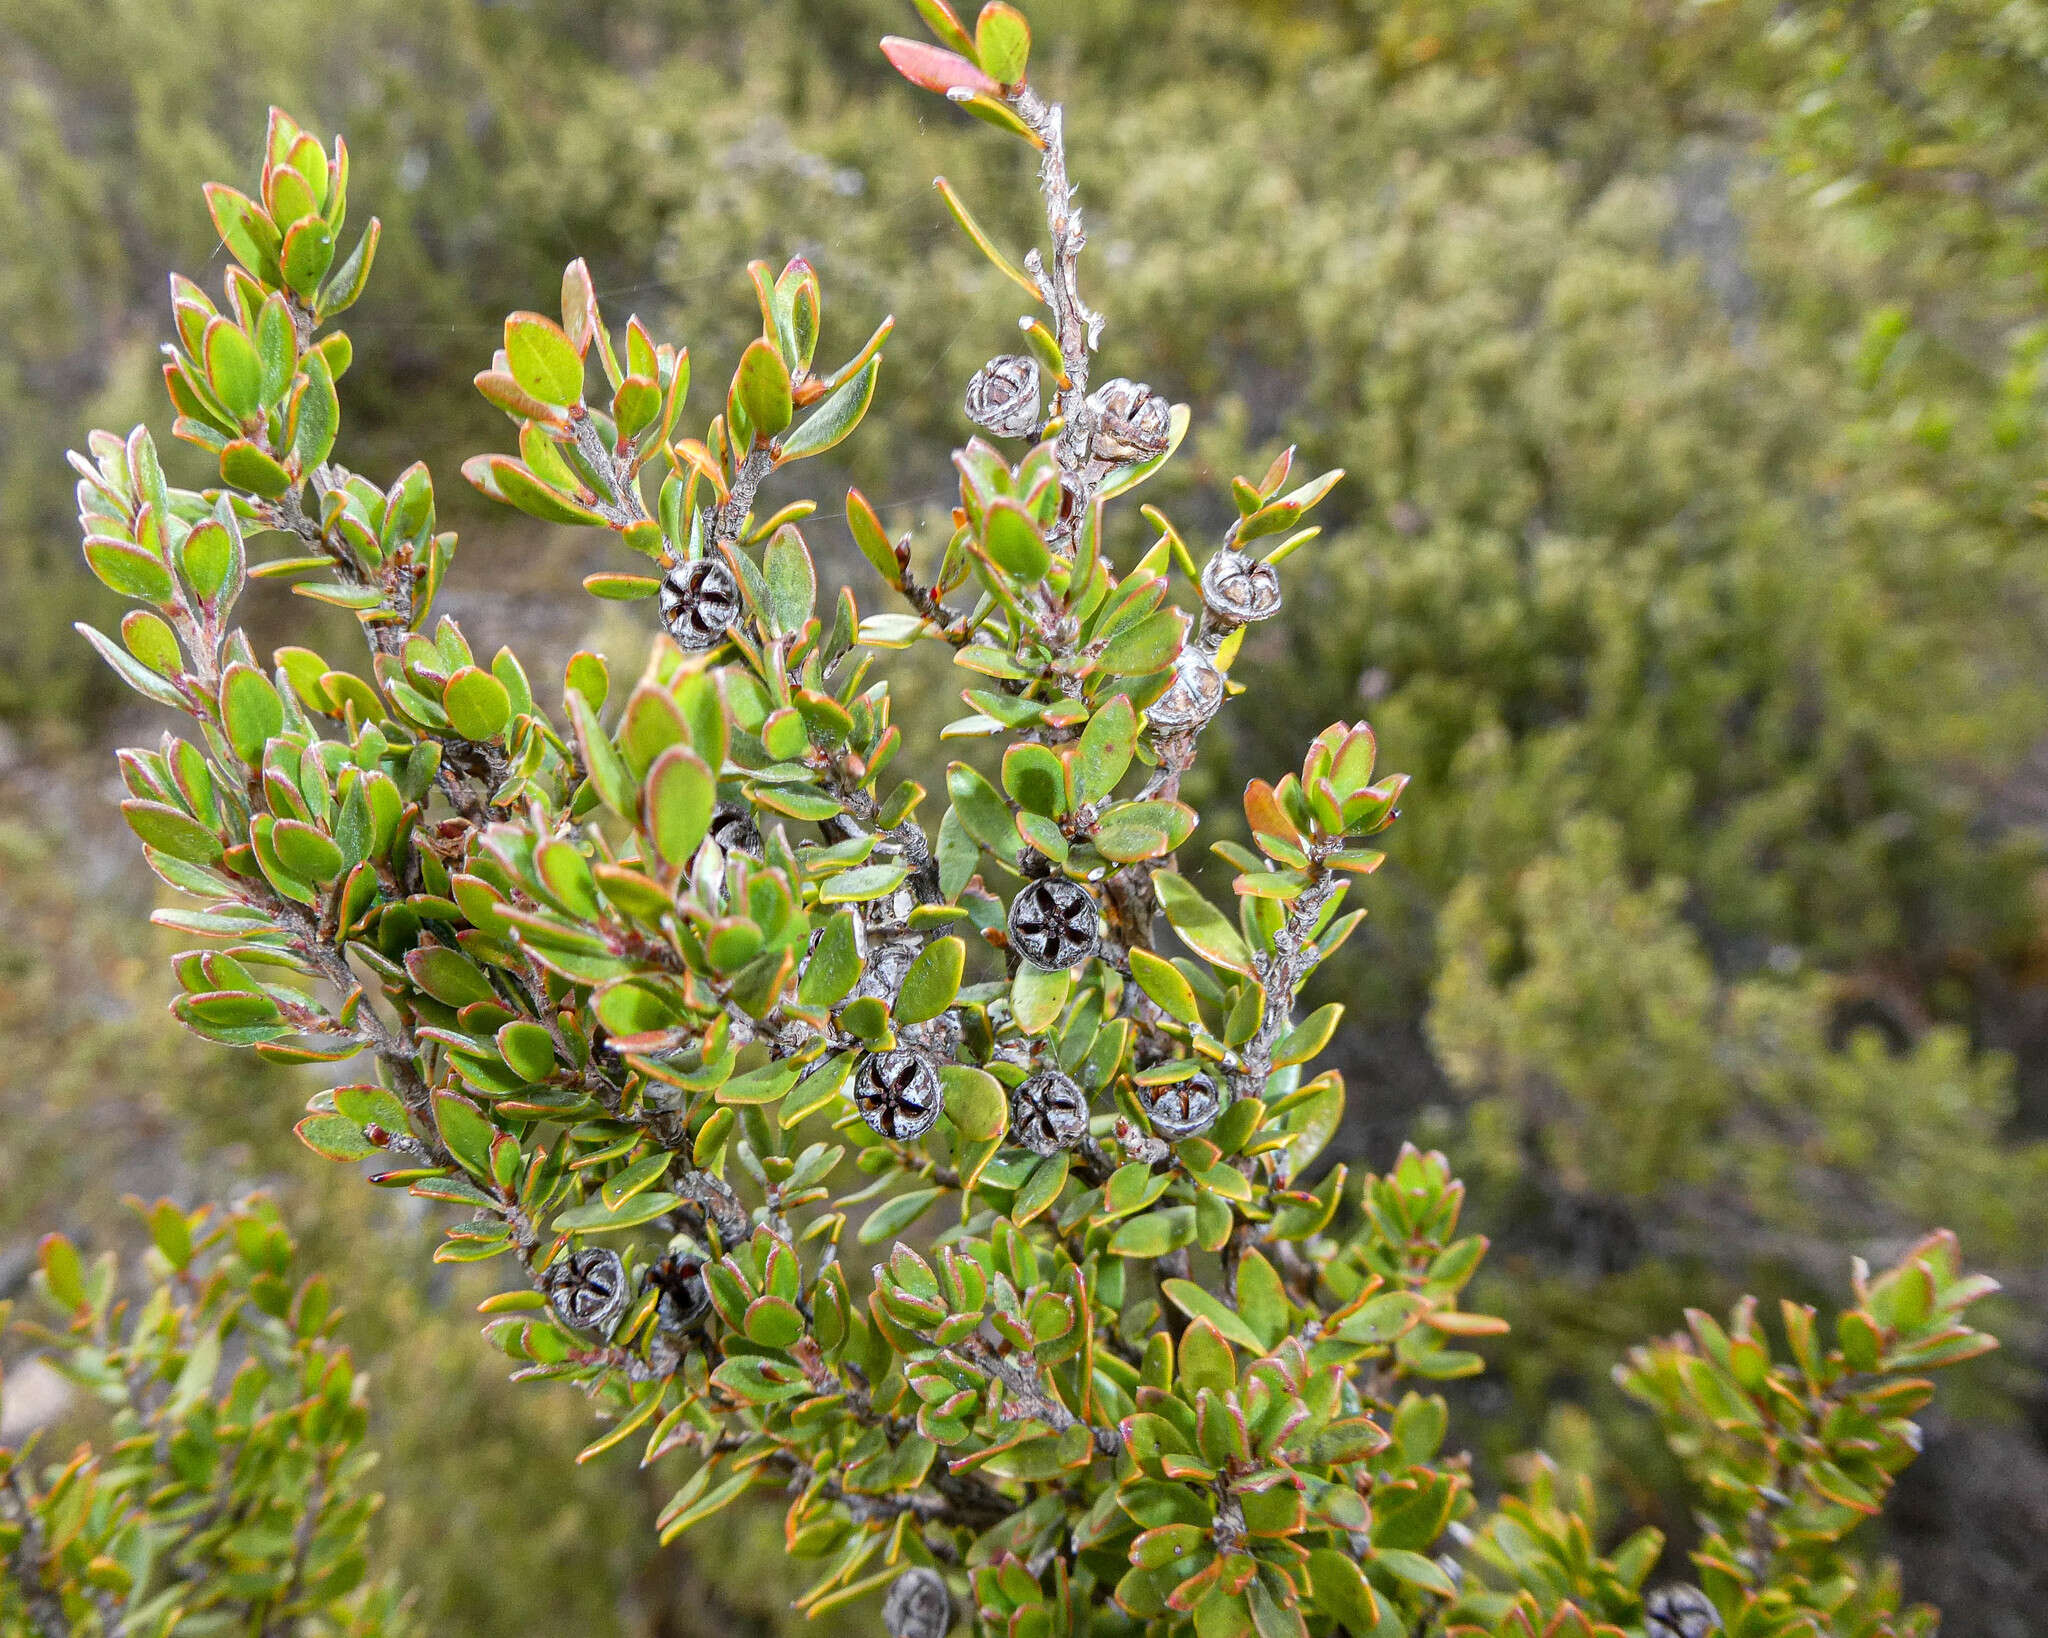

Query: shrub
6 4 2000 1635
3 1199 409 1633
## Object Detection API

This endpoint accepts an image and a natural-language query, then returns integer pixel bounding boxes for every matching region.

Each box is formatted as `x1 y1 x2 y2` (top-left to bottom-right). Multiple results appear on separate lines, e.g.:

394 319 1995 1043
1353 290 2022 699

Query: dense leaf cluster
2 1200 410 1636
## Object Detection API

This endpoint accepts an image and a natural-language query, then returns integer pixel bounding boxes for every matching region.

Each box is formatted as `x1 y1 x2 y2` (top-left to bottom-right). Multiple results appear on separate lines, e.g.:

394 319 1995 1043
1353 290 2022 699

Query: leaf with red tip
880 35 1001 97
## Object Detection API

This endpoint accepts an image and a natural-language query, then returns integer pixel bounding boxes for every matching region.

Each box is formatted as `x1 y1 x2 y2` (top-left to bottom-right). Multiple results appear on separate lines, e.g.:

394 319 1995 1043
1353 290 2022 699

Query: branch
947 1337 1122 1456
1 1471 120 1638
1228 858 1342 1103
710 447 777 552
1010 87 1105 555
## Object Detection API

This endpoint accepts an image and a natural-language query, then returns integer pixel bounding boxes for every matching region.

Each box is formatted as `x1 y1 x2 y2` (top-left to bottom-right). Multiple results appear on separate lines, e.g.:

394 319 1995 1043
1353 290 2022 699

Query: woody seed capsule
1200 547 1282 624
1087 377 1172 464
708 802 760 857
965 355 1041 439
1644 1586 1721 1638
1145 651 1225 736
645 1236 712 1333
659 555 743 651
1007 877 1098 971
1138 1072 1223 1141
854 1049 943 1142
1009 1069 1090 1155
882 1567 952 1638
547 1246 629 1338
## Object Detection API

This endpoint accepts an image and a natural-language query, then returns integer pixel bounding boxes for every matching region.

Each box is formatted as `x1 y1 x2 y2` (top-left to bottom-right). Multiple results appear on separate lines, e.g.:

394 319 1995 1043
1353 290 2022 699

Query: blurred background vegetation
3 0 2047 1632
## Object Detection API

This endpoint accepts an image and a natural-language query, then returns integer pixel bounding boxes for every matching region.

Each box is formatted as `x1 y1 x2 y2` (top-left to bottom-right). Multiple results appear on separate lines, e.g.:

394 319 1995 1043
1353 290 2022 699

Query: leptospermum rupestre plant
2 1201 411 1635
24 3 1999 1635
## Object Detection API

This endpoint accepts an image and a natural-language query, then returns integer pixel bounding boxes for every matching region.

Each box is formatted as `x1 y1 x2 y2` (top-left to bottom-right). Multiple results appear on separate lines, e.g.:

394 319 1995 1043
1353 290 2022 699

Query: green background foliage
2 0 2045 1633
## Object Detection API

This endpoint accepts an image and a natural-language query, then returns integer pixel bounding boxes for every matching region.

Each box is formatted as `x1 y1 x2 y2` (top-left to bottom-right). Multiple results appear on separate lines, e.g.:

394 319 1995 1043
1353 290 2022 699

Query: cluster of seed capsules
546 1238 713 1347
647 352 1246 1209
653 356 1188 659
845 870 1222 1157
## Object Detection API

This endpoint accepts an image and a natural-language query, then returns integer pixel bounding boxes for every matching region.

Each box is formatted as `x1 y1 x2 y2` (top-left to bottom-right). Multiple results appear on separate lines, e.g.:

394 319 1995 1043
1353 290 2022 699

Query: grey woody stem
568 408 648 527
1011 86 1104 555
1229 857 1342 1103
710 446 776 551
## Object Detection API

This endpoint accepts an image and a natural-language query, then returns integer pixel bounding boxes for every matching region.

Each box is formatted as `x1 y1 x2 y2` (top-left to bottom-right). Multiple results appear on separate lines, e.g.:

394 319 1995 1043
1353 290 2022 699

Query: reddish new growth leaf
880 35 1002 98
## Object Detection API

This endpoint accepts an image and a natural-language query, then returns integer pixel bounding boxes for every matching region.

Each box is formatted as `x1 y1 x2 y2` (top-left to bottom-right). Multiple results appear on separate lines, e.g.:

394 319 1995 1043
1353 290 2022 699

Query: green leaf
38 1235 84 1309
1178 1317 1235 1397
712 1356 812 1404
762 526 817 638
644 745 715 865
934 177 1043 302
318 218 381 318
1154 872 1252 974
846 487 904 585
1109 1209 1192 1259
838 995 893 1046
168 1324 223 1418
1075 696 1136 804
1336 1292 1426 1346
335 1084 410 1133
896 936 965 1025
745 1294 806 1348
1273 1003 1342 1068
914 0 977 55
1002 741 1067 817
1235 1250 1289 1347
657 1467 759 1542
294 350 340 469
858 1187 944 1245
220 439 293 499
567 650 611 712
408 945 495 1007
1098 608 1187 676
466 455 607 526
716 1060 803 1106
497 1021 557 1082
819 862 911 902
1160 1277 1265 1352
568 689 634 819
778 356 882 461
1129 947 1200 1025
121 800 222 865
434 1093 496 1180
1370 1551 1456 1599
982 498 1051 582
939 1063 1006 1142
1013 1150 1068 1224
1010 963 1071 1035
443 666 512 740
552 1190 680 1233
976 2 1031 82
733 338 794 442
585 572 662 600
204 183 281 283
505 311 585 407
272 818 344 883
205 319 262 420
219 663 284 762
947 761 1017 855
84 540 175 604
296 1113 376 1162
799 911 863 1007
255 293 296 403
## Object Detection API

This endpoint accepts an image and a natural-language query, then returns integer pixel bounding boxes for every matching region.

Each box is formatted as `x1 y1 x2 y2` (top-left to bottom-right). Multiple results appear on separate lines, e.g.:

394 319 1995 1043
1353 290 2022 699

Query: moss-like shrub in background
0 4 2018 1636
